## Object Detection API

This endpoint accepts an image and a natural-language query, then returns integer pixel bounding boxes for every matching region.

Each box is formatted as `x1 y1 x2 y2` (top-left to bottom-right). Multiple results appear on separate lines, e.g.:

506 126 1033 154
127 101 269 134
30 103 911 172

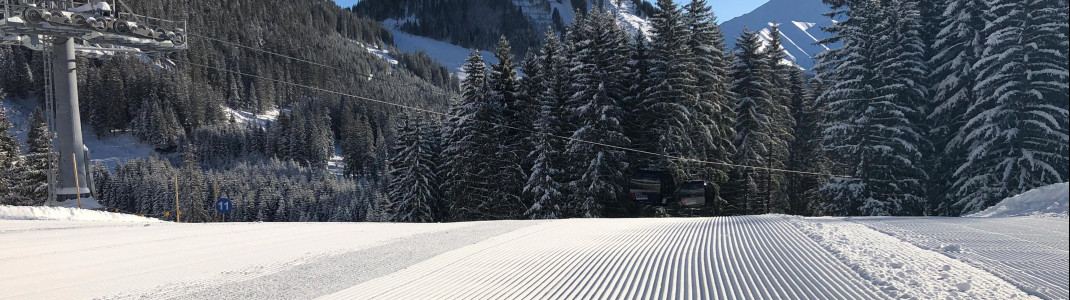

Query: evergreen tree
387 116 440 222
441 52 495 221
684 0 736 213
0 105 28 205
623 31 652 158
563 11 632 218
22 108 52 203
726 29 776 214
927 0 987 215
341 108 376 178
816 0 928 216
523 29 568 219
950 0 1069 214
643 0 697 180
784 69 826 216
486 36 528 219
761 24 797 213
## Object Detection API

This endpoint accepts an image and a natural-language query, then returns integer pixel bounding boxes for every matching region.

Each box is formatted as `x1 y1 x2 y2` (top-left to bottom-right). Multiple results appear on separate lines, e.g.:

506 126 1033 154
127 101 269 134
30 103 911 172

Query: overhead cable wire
174 58 848 178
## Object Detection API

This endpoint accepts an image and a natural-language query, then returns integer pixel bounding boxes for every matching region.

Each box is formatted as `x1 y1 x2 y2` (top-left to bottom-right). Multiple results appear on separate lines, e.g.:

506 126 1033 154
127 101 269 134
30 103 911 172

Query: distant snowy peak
721 0 837 71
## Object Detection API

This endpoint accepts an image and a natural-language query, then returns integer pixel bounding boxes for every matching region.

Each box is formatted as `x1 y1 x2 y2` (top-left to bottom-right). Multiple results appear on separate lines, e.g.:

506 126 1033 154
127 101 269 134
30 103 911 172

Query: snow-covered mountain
720 0 836 71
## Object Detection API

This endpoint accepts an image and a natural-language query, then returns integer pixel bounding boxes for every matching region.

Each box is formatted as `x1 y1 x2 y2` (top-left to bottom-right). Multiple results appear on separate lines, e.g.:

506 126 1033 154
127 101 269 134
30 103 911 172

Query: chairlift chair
629 169 674 206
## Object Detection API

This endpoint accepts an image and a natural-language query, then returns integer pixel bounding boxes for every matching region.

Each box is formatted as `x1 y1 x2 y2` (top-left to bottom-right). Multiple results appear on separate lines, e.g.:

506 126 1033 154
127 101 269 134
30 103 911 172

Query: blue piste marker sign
215 198 232 214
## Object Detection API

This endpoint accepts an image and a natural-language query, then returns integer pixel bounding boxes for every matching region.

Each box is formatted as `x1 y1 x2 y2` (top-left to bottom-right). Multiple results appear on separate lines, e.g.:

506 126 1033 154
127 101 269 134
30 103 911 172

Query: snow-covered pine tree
644 0 697 180
684 0 736 212
623 31 652 160
880 0 930 215
817 0 928 216
486 36 528 219
0 104 30 205
524 29 568 219
950 0 1069 214
440 52 496 221
523 93 565 219
178 145 208 222
564 10 632 218
784 68 826 216
421 119 447 220
727 29 776 214
927 0 987 216
387 116 439 222
761 24 797 214
22 108 53 204
341 109 376 178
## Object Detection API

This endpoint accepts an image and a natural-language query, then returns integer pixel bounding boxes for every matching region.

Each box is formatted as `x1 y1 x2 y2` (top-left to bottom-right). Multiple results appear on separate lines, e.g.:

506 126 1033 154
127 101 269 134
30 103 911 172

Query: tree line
380 0 1068 222
379 0 822 222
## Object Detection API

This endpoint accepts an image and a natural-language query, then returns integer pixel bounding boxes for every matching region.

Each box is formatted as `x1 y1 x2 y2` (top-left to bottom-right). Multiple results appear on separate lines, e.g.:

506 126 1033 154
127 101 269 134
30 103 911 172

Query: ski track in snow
851 217 1069 300
796 217 1040 300
323 216 889 300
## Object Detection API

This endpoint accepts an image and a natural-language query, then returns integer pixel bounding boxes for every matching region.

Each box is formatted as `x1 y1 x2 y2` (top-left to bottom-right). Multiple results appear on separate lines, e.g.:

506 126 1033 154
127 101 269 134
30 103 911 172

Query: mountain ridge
720 0 836 70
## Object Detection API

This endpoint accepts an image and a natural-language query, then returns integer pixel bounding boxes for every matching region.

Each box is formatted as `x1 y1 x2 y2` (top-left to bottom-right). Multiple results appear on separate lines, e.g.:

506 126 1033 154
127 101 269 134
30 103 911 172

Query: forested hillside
1 0 456 220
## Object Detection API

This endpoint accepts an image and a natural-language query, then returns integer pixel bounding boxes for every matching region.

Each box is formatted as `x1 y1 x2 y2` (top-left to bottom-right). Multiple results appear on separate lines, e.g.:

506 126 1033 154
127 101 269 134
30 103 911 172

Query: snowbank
0 205 162 222
970 183 1069 218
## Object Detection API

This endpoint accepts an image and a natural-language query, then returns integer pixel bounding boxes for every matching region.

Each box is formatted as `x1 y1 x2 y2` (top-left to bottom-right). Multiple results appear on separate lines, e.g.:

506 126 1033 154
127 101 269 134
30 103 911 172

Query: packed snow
3 212 1065 299
970 183 1069 218
853 217 1068 300
0 205 159 222
797 217 1039 299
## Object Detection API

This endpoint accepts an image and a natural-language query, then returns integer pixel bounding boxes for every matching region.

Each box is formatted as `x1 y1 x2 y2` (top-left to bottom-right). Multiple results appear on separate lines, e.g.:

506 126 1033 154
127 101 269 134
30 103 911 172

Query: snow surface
0 205 159 222
0 218 478 300
382 19 496 75
798 217 1039 299
4 213 1062 299
970 183 1069 218
222 106 283 129
853 217 1069 300
601 0 653 38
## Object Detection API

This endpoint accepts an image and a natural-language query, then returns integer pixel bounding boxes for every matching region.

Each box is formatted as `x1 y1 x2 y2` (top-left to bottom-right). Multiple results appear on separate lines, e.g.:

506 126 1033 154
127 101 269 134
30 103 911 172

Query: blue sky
332 0 768 21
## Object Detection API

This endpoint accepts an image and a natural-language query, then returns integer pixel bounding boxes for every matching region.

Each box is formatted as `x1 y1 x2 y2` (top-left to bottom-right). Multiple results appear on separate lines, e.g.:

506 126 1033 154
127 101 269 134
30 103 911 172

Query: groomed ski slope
4 210 1063 300
327 217 888 299
853 217 1069 299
